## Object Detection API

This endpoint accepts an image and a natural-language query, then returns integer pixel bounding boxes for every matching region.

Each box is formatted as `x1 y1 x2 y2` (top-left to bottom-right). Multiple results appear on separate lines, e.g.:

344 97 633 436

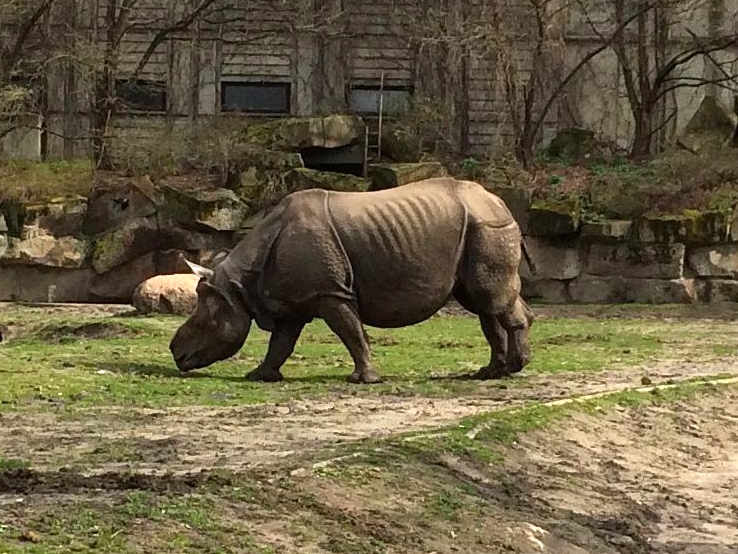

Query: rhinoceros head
169 259 251 372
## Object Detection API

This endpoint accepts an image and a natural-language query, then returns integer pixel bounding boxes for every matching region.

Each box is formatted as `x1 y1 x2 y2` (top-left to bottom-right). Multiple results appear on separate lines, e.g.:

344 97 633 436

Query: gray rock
82 174 159 237
90 217 160 273
586 243 685 279
23 196 88 238
569 275 628 303
521 278 569 304
624 278 697 304
520 236 581 280
1 234 90 268
698 279 738 302
284 168 370 193
527 198 581 236
367 162 447 190
580 220 633 243
277 114 365 150
160 185 247 232
687 245 738 278
0 266 94 302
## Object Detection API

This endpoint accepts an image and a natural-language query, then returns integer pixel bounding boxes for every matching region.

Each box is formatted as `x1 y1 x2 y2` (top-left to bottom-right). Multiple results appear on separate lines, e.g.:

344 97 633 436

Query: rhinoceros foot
465 365 510 380
346 369 383 384
245 365 284 382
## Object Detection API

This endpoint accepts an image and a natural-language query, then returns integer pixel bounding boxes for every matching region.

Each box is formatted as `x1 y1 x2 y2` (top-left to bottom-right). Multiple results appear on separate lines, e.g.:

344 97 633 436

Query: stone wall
497 187 738 304
4 161 738 305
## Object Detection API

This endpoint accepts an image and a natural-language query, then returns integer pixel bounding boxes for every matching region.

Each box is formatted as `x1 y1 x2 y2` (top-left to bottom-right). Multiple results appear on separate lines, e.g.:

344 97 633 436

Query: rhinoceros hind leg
319 299 382 384
246 320 306 383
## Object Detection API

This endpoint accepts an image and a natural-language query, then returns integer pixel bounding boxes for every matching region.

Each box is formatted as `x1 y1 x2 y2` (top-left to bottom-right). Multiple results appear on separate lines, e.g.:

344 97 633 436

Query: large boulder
367 162 448 190
91 216 228 274
1 234 89 268
132 274 199 315
284 168 370 193
242 115 365 151
89 249 194 302
159 184 248 232
81 174 159 237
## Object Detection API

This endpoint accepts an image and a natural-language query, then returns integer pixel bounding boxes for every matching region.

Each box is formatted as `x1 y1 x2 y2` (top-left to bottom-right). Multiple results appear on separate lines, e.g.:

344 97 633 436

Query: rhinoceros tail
521 237 537 276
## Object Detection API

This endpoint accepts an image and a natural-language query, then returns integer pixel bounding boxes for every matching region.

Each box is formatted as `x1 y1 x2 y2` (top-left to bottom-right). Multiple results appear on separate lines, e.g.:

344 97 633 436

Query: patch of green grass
0 458 30 470
1 306 737 411
0 159 93 202
0 491 276 554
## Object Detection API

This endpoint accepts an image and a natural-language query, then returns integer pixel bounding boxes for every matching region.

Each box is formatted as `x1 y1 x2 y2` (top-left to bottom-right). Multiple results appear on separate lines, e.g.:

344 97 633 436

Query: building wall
1 0 735 161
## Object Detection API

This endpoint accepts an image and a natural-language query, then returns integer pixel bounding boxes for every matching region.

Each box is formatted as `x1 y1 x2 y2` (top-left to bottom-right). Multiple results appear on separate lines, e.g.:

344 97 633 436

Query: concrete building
1 0 737 161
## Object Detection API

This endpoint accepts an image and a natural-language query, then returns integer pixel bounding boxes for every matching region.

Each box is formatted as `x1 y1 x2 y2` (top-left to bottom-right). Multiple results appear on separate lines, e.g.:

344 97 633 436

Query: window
115 79 167 112
220 81 291 114
348 85 412 115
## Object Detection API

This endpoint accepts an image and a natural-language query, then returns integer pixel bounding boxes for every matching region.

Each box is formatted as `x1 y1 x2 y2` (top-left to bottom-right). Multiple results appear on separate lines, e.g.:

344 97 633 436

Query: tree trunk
629 106 653 160
91 69 114 170
515 133 536 169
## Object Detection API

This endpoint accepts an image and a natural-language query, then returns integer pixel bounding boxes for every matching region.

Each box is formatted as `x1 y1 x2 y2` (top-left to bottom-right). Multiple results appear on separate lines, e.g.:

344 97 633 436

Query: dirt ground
1 302 738 553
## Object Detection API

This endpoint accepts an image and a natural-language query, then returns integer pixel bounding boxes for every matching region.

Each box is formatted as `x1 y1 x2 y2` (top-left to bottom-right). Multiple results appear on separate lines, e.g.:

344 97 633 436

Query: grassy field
1 303 737 553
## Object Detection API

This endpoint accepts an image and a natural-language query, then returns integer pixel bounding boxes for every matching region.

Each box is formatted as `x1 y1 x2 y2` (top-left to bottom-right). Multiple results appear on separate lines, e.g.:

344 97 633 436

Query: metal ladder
362 72 385 177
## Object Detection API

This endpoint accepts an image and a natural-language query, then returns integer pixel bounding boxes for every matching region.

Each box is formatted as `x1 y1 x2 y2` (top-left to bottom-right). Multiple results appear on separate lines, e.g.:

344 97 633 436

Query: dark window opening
299 144 365 177
348 84 412 115
115 79 167 112
221 81 291 114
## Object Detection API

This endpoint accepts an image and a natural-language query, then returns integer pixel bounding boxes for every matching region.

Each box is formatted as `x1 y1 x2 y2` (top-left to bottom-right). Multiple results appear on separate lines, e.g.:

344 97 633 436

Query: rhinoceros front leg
318 299 382 384
245 320 306 382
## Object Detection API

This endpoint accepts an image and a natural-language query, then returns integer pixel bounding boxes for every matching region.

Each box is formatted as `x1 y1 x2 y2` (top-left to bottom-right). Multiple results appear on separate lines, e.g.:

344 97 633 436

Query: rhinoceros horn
183 258 214 280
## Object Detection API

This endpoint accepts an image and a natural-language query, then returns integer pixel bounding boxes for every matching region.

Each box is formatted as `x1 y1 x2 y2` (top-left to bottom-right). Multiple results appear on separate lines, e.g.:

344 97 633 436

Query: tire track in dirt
0 356 736 476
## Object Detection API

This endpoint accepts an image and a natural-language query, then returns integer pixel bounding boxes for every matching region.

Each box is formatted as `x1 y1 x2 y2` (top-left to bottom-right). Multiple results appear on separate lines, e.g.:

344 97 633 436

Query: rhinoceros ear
183 258 214 280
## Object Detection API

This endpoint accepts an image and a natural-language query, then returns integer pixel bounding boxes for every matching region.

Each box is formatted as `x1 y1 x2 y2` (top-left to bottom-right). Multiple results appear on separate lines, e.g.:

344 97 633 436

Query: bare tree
603 0 738 159
0 0 58 142
67 0 222 169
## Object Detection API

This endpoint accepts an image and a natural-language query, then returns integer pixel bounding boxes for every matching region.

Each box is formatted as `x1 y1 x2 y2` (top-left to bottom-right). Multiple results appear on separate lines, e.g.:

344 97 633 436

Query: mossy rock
239 115 365 151
159 185 247 232
367 162 447 191
380 122 424 162
284 168 370 193
681 209 733 245
528 197 581 236
634 209 736 246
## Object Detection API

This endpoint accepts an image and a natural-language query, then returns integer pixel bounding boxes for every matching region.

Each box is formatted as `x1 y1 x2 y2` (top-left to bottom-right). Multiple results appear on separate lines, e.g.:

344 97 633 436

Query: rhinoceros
169 177 535 383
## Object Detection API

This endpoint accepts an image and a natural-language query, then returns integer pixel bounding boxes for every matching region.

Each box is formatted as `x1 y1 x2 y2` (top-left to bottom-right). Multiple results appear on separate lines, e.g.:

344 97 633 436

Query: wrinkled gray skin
170 177 535 384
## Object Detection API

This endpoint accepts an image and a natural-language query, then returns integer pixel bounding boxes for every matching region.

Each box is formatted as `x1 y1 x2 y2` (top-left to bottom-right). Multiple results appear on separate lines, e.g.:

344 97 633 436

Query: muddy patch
505 388 738 553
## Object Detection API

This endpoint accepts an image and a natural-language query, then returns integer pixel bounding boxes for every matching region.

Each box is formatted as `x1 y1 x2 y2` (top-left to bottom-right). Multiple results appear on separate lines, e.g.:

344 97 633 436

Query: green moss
528 196 581 235
681 209 731 244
